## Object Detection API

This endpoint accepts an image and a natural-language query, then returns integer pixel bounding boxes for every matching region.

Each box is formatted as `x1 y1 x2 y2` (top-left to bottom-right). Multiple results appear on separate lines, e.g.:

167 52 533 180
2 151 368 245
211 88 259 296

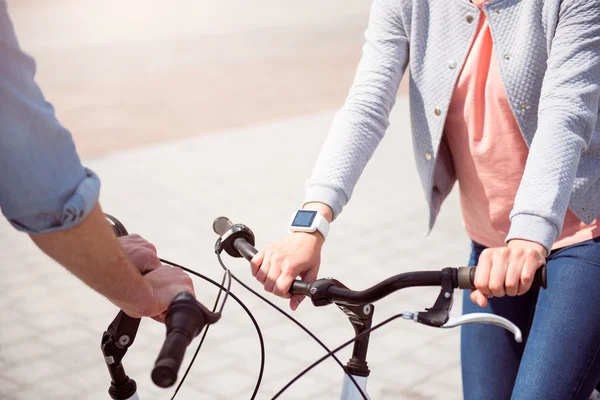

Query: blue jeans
461 238 600 400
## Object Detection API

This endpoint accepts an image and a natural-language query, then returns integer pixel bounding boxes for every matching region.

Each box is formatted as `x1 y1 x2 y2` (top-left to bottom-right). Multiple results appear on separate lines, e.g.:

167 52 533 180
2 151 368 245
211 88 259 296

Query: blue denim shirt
0 3 100 234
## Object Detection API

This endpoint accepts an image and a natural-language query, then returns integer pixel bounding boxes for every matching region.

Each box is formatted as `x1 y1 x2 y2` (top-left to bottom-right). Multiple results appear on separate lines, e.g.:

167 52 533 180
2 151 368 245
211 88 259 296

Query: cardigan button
466 15 475 23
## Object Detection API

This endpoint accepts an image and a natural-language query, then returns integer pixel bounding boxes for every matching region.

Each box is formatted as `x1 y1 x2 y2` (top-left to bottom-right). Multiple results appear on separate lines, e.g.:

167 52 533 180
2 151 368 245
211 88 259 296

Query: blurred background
1 1 467 399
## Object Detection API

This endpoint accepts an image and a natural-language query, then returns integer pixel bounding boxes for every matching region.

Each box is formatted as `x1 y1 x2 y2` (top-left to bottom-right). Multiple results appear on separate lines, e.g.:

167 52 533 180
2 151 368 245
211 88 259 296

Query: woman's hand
250 202 332 311
471 240 547 307
251 232 324 311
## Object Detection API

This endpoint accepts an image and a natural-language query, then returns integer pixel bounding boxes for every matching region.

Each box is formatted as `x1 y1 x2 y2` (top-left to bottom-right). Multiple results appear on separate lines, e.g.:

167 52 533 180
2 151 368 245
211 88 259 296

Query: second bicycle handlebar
213 217 547 305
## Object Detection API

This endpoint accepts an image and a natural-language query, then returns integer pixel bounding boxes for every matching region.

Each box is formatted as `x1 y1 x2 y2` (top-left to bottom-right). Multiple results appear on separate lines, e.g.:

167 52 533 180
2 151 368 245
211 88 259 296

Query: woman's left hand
471 240 547 308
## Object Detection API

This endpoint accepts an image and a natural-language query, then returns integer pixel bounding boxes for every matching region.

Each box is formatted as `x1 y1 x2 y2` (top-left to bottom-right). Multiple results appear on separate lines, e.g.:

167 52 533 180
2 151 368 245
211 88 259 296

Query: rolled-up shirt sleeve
0 3 100 234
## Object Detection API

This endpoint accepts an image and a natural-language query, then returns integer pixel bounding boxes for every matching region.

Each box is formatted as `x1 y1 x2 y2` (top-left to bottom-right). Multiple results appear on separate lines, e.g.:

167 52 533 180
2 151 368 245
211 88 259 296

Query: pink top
444 0 599 249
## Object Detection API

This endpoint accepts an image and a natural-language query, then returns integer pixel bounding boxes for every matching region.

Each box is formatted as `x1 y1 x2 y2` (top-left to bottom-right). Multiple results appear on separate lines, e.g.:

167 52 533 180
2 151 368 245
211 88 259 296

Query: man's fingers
152 312 167 324
143 254 162 273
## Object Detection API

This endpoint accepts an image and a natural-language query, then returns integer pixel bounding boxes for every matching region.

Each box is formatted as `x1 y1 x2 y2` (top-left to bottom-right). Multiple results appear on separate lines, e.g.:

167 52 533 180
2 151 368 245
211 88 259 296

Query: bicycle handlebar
213 217 547 306
103 214 223 392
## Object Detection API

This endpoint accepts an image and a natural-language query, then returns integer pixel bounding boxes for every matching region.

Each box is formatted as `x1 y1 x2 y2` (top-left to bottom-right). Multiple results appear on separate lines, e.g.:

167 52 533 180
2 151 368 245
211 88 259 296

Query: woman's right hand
250 231 324 311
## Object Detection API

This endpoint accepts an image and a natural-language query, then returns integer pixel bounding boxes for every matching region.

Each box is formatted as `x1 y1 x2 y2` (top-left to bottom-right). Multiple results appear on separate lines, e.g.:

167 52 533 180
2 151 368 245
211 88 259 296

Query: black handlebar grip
289 280 311 296
151 292 206 388
152 330 192 388
213 217 234 237
457 265 547 290
233 238 258 261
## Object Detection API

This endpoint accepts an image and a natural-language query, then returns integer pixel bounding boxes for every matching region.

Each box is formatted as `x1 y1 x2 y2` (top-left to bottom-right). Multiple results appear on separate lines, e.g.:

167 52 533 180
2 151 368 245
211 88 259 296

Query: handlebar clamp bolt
118 335 131 347
444 292 451 299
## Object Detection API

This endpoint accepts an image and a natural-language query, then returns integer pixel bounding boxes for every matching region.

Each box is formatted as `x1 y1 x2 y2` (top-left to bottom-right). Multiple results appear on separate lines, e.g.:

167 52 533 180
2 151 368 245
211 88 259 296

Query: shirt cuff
505 213 559 255
7 168 101 234
304 183 347 221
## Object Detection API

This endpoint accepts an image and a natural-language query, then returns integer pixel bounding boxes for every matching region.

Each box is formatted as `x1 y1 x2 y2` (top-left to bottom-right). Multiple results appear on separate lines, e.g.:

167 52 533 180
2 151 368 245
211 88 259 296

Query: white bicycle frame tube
341 374 370 400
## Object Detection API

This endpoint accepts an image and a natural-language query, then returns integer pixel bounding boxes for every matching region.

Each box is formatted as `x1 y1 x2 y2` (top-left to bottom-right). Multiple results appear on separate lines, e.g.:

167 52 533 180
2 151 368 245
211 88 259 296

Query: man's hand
119 234 162 274
470 239 547 307
118 234 194 320
141 264 195 321
31 204 194 321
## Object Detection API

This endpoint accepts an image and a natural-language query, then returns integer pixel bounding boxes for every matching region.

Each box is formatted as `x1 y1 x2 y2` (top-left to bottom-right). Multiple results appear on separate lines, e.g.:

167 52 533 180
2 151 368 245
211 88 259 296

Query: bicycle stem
337 302 375 378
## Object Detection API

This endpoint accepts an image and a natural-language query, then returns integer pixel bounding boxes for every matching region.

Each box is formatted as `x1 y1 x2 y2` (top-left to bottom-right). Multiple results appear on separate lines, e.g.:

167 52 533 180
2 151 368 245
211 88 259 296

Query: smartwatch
288 209 329 240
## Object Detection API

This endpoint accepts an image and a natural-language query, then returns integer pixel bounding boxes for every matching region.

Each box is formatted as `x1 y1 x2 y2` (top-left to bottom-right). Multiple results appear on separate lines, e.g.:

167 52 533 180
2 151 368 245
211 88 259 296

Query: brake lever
404 268 523 343
441 313 523 343
402 311 523 343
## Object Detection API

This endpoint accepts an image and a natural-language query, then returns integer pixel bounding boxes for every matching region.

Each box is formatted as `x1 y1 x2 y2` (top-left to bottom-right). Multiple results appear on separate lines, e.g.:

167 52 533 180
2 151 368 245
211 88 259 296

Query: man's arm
31 203 193 318
0 4 193 317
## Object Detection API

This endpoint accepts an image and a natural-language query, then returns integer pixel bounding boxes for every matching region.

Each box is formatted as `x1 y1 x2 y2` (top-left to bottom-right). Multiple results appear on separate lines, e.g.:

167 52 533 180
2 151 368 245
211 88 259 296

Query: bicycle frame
341 374 370 400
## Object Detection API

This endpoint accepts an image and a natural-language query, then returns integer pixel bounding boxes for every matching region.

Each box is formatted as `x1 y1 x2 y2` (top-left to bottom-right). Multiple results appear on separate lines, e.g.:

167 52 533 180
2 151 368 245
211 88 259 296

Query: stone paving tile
2 357 68 386
9 379 83 400
38 325 97 350
0 322 38 348
0 340 55 366
0 376 21 399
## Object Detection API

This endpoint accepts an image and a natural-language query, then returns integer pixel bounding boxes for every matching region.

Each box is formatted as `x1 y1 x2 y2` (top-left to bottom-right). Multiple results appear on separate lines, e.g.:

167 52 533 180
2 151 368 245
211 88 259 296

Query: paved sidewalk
0 97 471 399
8 0 411 159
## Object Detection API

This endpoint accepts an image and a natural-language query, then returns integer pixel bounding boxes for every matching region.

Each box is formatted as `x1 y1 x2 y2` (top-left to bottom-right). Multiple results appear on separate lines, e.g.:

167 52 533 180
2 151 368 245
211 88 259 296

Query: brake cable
158 258 264 400
215 252 369 400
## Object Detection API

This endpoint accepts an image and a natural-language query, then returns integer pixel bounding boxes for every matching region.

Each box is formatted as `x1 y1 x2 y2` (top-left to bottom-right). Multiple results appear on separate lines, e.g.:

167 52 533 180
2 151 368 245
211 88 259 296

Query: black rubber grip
289 280 311 296
151 292 207 388
233 238 258 261
151 330 192 388
457 265 547 290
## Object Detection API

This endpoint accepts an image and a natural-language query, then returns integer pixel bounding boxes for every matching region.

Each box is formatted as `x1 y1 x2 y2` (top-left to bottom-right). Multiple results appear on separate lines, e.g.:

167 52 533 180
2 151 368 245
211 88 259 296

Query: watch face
292 210 317 228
